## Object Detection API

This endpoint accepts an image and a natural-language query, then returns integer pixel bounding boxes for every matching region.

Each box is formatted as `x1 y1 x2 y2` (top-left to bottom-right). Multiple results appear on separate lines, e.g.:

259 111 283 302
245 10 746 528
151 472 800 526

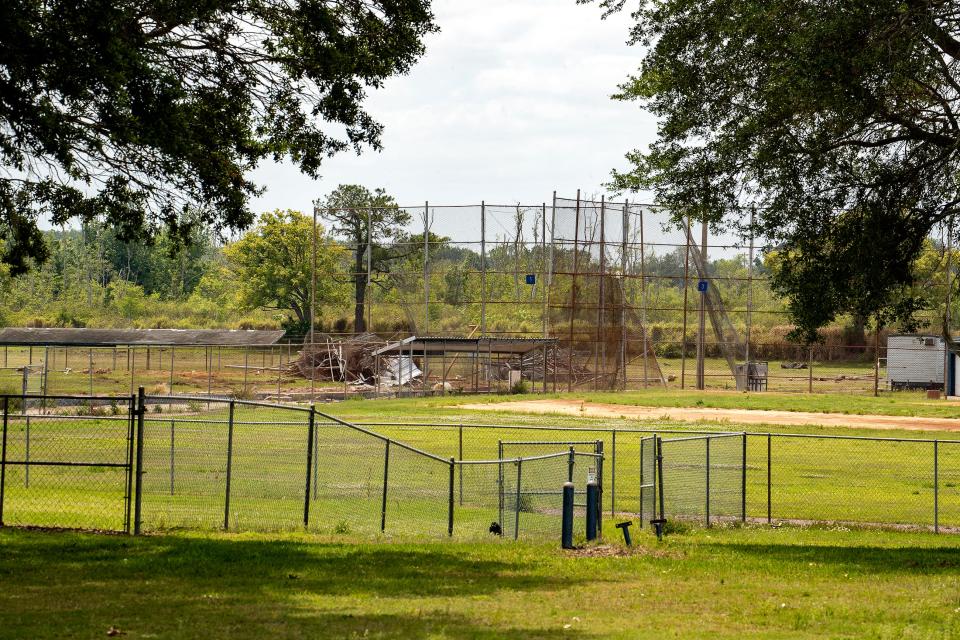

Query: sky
249 0 658 217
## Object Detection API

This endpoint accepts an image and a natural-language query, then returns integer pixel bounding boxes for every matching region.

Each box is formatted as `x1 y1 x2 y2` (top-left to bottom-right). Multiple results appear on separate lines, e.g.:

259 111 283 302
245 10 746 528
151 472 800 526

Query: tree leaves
0 0 436 270
593 0 960 339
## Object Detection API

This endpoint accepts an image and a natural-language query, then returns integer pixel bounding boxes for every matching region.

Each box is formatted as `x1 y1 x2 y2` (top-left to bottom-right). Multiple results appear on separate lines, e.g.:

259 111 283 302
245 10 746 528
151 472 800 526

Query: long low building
0 327 285 347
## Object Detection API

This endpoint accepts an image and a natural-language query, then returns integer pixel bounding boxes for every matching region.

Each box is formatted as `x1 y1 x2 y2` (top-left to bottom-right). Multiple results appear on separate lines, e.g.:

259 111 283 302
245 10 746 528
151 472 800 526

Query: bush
511 379 531 395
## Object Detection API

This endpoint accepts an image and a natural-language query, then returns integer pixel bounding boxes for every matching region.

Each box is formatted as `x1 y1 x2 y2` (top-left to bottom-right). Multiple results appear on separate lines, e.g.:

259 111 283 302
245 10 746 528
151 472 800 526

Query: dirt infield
461 399 960 432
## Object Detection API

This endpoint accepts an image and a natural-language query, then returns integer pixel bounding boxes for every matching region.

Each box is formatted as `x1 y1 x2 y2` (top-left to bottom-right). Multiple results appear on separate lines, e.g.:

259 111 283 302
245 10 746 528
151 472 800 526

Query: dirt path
460 399 960 432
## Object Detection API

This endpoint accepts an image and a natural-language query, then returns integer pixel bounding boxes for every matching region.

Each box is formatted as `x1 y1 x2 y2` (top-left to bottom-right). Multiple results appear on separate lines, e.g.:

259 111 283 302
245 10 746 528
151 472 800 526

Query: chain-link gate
653 433 746 526
0 395 136 532
639 435 658 525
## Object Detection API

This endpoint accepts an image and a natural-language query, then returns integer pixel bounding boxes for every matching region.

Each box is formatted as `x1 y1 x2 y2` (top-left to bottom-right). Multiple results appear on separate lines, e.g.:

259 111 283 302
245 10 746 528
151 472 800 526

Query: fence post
303 406 315 529
639 435 645 526
498 439 503 521
742 432 747 523
223 400 235 531
0 397 8 527
448 458 455 537
611 429 616 517
567 446 575 483
169 420 175 496
124 395 135 533
514 459 522 540
133 387 145 535
24 416 29 488
656 436 665 521
705 437 711 527
767 433 772 524
381 440 390 533
458 424 463 506
312 409 319 497
934 440 939 534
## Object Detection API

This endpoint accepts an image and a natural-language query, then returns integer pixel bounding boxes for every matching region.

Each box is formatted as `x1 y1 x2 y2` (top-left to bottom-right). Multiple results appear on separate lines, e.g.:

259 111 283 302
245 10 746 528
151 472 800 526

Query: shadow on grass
0 529 603 639
699 540 960 574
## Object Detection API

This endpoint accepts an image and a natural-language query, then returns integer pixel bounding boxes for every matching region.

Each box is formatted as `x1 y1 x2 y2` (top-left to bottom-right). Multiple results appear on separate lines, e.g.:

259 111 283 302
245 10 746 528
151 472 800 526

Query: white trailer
886 334 945 390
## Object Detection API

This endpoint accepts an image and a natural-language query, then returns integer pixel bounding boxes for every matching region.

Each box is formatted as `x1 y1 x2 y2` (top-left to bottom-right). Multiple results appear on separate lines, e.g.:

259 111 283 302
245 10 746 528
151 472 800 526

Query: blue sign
525 274 536 285
697 280 708 293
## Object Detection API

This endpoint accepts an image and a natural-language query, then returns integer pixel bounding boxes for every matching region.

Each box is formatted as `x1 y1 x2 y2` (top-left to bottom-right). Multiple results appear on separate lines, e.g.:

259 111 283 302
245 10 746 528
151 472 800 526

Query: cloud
251 0 657 219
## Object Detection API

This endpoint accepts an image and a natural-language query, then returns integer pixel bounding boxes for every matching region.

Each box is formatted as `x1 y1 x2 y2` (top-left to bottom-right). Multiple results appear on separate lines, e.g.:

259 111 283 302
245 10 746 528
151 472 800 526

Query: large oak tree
590 0 960 340
0 1 436 275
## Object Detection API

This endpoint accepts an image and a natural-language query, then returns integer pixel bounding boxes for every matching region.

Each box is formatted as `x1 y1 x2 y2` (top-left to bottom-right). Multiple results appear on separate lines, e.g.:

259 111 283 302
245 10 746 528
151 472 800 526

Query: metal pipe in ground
586 481 599 541
562 481 574 549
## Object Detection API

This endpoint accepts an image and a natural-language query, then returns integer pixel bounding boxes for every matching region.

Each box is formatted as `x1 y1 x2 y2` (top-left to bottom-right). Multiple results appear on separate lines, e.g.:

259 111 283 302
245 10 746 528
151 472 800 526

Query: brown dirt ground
460 398 960 432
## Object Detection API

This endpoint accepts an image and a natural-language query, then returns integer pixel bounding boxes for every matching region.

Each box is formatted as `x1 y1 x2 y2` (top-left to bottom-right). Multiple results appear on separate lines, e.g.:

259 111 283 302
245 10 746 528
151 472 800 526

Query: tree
317 185 411 332
0 1 437 275
224 209 347 334
591 0 960 341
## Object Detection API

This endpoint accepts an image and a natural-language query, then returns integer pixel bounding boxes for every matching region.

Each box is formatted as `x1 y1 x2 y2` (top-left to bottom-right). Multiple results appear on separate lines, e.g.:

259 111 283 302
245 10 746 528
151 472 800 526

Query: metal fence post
934 440 939 534
767 433 772 524
448 458 455 537
24 416 29 488
169 420 175 496
0 397 8 527
742 432 747 523
312 408 319 497
705 437 711 527
656 436 665 521
223 400 235 531
514 459 522 540
304 406 315 528
133 387 145 535
124 394 135 533
611 429 616 517
381 440 390 533
458 424 463 506
567 446 575 483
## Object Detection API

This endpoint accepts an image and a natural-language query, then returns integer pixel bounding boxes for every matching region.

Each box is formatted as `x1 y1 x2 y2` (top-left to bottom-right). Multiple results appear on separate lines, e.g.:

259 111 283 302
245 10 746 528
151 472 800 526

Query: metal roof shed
0 328 285 347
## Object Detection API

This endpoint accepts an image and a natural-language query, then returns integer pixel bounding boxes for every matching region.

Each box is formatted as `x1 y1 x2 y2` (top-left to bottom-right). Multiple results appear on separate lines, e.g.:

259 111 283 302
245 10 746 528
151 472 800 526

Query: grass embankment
1 526 958 639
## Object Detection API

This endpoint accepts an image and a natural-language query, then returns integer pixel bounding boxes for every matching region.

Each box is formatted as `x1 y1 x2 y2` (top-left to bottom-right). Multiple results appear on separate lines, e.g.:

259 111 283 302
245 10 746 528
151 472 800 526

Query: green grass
2 525 960 639
331 388 960 420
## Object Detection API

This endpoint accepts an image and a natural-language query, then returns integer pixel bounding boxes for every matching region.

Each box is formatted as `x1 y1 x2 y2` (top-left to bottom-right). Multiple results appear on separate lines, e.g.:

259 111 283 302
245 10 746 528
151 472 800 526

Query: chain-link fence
4 397 960 536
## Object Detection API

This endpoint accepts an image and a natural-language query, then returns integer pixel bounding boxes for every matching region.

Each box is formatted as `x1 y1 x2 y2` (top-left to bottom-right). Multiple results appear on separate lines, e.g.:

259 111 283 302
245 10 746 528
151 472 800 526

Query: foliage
223 209 349 333
591 0 960 341
317 185 412 332
0 0 437 274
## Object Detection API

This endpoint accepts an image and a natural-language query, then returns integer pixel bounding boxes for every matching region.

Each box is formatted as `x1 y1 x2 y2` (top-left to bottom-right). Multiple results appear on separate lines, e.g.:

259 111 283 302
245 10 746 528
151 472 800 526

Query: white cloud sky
249 0 658 217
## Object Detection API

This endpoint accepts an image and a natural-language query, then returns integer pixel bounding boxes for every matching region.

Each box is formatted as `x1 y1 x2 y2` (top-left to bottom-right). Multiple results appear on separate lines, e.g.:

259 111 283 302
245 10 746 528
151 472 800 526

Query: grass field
2 525 959 639
6 394 960 638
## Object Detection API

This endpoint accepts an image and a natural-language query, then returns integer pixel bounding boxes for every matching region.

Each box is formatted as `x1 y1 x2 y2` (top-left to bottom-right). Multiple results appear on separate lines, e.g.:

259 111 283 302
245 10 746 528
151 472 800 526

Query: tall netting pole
621 201 629 390
481 201 487 337
424 201 430 334
639 203 649 389
567 190 581 392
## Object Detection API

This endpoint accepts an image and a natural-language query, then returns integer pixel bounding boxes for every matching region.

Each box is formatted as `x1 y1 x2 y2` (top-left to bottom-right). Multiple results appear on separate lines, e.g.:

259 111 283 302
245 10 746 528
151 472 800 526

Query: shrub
511 379 531 395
